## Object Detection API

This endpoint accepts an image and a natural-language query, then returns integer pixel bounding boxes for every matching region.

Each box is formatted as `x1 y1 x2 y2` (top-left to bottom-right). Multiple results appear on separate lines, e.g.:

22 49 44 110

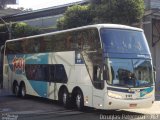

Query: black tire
60 89 71 108
19 83 26 98
75 90 84 110
13 83 19 97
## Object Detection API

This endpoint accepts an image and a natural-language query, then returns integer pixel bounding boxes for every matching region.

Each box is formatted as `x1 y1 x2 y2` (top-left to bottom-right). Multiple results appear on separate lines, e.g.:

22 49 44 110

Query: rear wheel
19 83 26 98
13 83 19 97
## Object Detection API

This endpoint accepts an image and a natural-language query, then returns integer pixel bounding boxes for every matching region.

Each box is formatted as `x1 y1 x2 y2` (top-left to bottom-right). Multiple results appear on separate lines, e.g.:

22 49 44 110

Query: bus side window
65 33 73 51
49 65 55 82
54 64 68 83
77 32 84 50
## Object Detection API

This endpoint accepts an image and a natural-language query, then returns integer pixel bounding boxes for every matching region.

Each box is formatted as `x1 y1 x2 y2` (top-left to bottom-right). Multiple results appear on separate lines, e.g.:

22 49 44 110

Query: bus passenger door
92 64 106 109
81 51 106 109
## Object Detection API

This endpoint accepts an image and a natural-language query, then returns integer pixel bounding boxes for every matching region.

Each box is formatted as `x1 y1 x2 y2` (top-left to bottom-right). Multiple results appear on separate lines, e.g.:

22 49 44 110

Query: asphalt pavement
0 88 160 120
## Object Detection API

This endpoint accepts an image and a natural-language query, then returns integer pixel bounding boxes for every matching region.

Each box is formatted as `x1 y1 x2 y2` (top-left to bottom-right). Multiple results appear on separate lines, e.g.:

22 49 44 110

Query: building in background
1 1 88 32
0 8 21 17
0 0 20 20
143 0 160 94
0 0 17 9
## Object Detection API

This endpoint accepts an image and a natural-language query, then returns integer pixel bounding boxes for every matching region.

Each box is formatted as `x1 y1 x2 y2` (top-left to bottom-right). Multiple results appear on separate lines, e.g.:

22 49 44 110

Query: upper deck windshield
100 28 150 54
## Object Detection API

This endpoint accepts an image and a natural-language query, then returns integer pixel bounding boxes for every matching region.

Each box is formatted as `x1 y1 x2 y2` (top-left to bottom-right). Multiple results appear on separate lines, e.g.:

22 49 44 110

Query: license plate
129 103 137 108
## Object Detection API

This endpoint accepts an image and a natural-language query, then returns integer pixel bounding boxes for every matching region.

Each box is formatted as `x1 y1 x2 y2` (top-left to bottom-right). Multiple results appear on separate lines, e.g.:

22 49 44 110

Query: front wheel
75 90 84 110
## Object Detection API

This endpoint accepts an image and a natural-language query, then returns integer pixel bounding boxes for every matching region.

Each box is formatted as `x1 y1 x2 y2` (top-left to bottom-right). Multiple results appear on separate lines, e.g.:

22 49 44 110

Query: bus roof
6 24 143 43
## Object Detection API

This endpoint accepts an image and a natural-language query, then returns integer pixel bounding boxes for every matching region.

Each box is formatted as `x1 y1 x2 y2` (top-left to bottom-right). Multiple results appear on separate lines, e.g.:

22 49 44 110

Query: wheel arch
72 86 84 98
13 80 18 86
19 80 25 87
58 85 69 99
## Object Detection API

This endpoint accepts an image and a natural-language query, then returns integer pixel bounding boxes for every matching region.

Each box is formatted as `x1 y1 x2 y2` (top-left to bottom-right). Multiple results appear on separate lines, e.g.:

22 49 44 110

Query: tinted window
108 59 153 88
6 28 100 54
75 28 100 51
25 64 49 81
25 64 68 83
100 28 150 54
43 32 75 52
54 64 68 83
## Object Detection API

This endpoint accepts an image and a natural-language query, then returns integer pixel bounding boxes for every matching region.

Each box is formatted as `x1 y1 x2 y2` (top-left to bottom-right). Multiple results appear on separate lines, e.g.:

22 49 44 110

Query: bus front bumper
104 96 155 110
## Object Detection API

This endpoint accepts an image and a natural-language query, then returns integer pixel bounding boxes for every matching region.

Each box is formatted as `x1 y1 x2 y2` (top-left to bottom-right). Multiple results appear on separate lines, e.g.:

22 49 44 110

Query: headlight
144 91 154 98
108 91 122 99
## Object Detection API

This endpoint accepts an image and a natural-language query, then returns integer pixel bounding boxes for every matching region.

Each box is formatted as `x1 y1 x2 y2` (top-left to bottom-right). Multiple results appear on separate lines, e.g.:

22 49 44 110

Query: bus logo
12 56 25 73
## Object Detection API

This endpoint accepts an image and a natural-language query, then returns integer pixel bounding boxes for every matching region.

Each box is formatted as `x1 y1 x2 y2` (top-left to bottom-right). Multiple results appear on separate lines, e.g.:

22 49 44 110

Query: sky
8 0 83 10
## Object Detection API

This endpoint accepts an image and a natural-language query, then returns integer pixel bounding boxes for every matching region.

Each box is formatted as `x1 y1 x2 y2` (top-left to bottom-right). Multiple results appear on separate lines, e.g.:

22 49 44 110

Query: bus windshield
108 59 153 88
100 28 150 54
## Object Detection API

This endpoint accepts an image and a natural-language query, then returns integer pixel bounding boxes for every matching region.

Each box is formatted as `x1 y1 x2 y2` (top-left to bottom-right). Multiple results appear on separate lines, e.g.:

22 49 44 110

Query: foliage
17 7 33 11
57 0 144 29
0 22 41 46
57 16 66 30
11 22 41 39
57 5 93 30
113 0 144 24
90 0 115 23
90 0 144 24
0 25 8 46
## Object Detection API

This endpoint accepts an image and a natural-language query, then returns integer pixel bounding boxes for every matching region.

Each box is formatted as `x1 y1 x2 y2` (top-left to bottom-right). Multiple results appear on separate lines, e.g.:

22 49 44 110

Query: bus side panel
4 53 49 97
48 51 75 100
75 65 93 107
25 53 49 97
3 55 11 93
48 51 94 107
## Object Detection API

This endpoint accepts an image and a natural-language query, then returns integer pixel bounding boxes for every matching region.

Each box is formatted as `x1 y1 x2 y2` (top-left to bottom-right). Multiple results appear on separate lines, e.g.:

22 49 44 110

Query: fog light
98 104 103 107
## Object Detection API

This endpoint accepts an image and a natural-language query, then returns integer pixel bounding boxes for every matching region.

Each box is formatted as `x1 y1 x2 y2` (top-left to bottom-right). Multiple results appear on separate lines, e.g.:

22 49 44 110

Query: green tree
0 22 41 46
0 25 8 46
90 0 115 23
112 0 144 25
90 0 144 25
57 0 144 30
12 22 41 38
57 5 93 30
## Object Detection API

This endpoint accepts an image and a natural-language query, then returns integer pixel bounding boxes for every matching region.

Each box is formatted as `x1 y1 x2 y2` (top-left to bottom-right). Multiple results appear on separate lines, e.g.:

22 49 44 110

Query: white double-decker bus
3 24 155 110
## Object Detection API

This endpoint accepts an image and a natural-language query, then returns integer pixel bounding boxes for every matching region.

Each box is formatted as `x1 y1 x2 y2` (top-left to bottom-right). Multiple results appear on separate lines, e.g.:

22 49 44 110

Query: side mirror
103 70 109 80
153 66 156 82
103 64 109 80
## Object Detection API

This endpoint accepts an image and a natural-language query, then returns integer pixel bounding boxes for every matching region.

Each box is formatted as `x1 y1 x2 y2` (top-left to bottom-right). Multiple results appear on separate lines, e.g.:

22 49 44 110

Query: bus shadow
22 95 145 114
3 94 145 119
